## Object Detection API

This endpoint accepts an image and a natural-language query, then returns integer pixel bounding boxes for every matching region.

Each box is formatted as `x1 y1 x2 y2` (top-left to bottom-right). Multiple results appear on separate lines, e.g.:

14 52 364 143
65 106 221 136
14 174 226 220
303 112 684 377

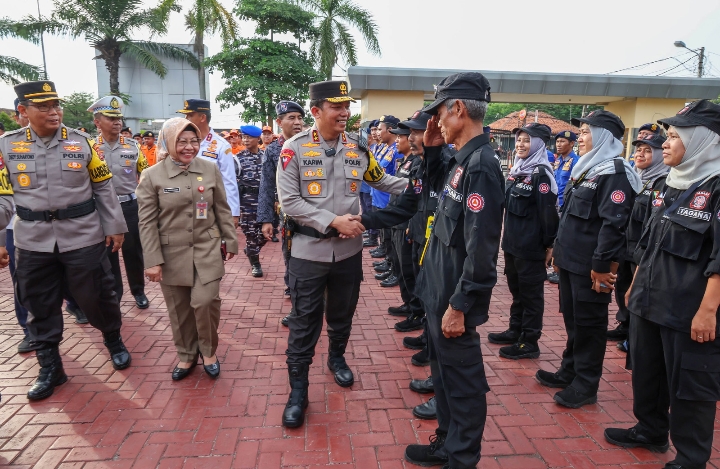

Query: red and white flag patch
281 148 295 170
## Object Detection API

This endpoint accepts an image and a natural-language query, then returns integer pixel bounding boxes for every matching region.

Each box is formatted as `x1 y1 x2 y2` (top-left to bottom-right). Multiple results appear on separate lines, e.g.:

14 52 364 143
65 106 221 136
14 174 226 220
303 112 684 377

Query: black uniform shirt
627 175 667 263
501 167 559 261
416 133 504 324
553 159 635 275
630 177 720 333
388 153 421 231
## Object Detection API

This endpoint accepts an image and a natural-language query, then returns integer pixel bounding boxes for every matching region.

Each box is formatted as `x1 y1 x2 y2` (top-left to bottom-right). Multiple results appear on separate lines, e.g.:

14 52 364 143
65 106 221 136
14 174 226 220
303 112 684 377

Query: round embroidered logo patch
652 198 663 207
307 182 321 195
539 183 550 194
611 190 625 204
690 191 710 210
467 193 484 212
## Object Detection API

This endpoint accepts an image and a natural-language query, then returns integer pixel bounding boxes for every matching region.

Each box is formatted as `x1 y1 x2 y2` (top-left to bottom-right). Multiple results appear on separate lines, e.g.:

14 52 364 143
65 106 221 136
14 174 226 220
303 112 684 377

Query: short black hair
201 110 212 124
309 99 326 110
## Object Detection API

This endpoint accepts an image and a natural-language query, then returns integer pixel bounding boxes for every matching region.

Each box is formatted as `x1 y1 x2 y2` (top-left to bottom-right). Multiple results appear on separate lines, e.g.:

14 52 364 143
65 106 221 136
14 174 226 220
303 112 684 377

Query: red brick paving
0 233 718 468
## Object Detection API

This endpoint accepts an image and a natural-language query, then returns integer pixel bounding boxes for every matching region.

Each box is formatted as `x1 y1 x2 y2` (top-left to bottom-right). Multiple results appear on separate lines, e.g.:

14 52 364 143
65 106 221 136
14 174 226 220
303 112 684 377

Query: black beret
378 115 400 127
276 100 305 117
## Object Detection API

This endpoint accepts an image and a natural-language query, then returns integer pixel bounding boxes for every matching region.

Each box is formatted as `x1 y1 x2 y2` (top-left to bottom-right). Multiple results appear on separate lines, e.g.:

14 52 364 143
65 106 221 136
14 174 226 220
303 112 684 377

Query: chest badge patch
64 145 82 152
16 163 26 171
17 174 31 187
467 193 484 212
539 183 550 194
611 190 626 204
307 181 322 195
450 166 464 188
345 151 358 158
349 182 358 192
303 151 321 157
690 190 711 210
281 149 294 170
351 169 358 177
67 162 82 169
344 143 357 149
301 142 320 148
11 147 30 153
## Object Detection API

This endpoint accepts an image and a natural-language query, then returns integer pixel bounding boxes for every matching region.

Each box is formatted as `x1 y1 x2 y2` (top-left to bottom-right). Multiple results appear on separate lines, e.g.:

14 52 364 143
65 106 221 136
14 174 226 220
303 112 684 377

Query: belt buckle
47 209 59 221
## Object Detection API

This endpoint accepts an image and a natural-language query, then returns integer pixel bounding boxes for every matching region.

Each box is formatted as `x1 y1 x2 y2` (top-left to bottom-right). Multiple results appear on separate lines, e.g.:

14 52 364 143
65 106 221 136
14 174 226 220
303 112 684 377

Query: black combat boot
103 331 131 370
27 345 68 401
327 340 354 387
249 254 263 277
282 363 309 428
363 234 379 247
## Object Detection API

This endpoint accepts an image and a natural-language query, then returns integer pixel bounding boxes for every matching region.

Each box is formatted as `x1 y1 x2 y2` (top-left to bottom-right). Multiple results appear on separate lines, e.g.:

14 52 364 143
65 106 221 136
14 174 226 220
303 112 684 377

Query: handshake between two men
331 214 365 239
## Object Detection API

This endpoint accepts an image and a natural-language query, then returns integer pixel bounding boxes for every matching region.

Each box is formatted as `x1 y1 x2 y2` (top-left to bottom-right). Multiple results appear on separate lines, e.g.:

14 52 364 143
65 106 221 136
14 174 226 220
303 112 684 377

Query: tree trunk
196 29 206 100
104 48 121 95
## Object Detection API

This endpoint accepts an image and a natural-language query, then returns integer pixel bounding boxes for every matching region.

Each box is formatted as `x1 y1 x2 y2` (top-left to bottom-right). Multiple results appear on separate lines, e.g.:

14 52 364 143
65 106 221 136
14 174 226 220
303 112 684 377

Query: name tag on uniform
196 201 208 219
164 187 180 193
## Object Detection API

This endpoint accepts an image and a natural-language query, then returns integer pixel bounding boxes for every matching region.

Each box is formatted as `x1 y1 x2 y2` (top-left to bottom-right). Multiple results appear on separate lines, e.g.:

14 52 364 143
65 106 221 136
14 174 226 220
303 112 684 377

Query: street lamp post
674 40 705 78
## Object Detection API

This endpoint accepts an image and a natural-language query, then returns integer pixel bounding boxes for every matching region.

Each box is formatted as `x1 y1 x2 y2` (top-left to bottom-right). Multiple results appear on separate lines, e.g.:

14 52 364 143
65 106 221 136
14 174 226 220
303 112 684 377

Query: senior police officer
89 96 150 309
236 124 267 277
401 72 504 469
177 99 241 226
539 110 640 408
276 80 408 428
0 81 131 400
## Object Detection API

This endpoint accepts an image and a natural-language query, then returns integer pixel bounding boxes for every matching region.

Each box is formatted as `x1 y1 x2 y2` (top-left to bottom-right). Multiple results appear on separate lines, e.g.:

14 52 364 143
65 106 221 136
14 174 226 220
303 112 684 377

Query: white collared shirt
197 128 240 216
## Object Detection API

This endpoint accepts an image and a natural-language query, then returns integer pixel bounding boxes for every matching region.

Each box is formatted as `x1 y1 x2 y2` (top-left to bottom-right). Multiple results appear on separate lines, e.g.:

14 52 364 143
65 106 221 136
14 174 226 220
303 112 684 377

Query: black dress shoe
664 462 684 469
553 386 597 408
172 361 197 381
200 355 220 378
617 340 628 352
405 431 448 467
271 235 279 242
412 347 430 366
370 247 387 258
535 369 571 388
410 376 434 394
380 275 399 287
372 260 385 267
66 304 89 324
412 396 437 419
607 322 629 341
547 272 559 284
284 288 291 297
604 427 669 453
134 294 150 309
487 328 520 344
395 314 424 332
374 261 391 272
375 271 392 280
103 331 131 370
499 341 540 360
27 346 68 401
281 314 290 327
17 336 43 354
403 334 426 350
363 236 379 247
388 304 411 317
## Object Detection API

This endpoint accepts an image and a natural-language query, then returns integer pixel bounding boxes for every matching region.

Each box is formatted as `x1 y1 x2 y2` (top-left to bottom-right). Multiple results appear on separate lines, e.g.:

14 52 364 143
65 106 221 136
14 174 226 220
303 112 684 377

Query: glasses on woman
177 138 201 148
28 103 63 112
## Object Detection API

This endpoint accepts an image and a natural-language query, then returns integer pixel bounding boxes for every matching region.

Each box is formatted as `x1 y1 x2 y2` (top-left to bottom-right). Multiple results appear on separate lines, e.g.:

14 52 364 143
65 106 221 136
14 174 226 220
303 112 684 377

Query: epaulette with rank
0 127 25 140
70 127 92 139
286 128 311 144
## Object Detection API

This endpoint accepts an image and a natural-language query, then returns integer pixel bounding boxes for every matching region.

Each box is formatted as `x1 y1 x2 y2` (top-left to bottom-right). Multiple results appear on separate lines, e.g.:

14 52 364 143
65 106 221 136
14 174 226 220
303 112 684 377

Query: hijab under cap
570 126 642 193
156 117 201 164
509 133 558 194
665 126 720 190
635 144 669 184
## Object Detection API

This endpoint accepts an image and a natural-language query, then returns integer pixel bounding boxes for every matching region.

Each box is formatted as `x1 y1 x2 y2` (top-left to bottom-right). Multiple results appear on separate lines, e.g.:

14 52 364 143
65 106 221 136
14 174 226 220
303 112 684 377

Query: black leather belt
16 198 96 222
240 186 260 195
291 223 339 239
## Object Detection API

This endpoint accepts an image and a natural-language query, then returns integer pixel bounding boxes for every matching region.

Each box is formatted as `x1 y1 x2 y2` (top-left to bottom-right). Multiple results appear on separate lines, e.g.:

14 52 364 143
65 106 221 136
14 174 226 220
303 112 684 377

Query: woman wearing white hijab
537 110 640 409
605 100 720 469
488 123 559 360
611 133 669 352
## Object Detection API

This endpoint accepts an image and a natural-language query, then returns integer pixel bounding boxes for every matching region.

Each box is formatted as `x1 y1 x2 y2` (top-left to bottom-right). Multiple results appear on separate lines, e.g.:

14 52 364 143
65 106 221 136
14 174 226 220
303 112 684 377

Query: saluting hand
106 234 125 253
442 306 465 338
424 116 445 147
0 247 9 269
145 265 162 283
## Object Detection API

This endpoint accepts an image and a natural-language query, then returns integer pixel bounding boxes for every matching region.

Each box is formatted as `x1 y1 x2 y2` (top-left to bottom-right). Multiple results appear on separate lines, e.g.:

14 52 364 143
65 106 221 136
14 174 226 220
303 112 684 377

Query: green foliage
346 113 360 131
237 0 316 42
62 92 96 131
206 38 322 125
0 55 43 85
485 103 603 125
0 112 20 132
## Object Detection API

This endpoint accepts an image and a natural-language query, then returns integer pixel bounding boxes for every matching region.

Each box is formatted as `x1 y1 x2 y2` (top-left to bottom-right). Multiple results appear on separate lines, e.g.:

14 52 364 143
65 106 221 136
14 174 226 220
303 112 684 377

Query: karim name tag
196 201 208 219
163 187 180 193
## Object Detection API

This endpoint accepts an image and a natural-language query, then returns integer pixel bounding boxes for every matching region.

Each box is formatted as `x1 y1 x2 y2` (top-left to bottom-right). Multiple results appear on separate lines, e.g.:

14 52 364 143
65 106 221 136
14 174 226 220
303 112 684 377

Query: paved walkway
0 234 714 468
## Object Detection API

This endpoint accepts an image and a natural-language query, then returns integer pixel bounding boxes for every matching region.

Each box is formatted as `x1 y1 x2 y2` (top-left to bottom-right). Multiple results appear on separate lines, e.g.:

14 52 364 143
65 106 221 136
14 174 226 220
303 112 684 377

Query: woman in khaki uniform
137 118 238 380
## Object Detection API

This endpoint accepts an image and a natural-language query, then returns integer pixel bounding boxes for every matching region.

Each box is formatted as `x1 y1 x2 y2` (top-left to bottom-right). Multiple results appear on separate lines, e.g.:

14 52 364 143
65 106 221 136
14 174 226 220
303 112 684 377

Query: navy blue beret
275 100 305 117
555 130 577 141
378 115 400 127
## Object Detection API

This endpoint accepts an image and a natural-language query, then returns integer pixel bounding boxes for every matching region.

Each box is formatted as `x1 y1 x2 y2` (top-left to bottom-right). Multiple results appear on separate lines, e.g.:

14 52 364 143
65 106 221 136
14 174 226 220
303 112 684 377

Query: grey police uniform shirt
0 125 128 252
97 135 149 196
277 126 408 262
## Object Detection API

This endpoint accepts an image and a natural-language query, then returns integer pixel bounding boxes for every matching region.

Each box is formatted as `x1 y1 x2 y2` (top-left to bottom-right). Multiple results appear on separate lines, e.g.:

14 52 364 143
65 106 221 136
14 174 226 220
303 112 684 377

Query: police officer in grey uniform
277 80 408 428
89 96 150 309
0 81 131 401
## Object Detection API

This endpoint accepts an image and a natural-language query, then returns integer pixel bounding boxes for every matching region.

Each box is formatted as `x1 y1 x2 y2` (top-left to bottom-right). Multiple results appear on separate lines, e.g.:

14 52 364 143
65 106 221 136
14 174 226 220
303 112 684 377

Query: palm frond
0 55 43 84
124 41 200 70
333 21 357 66
335 1 380 55
119 41 169 77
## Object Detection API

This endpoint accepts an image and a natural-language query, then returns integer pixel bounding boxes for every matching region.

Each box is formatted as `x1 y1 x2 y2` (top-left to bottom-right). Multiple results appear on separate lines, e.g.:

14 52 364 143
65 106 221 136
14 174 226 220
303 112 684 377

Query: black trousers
426 301 488 469
15 241 123 344
392 229 423 316
557 268 611 395
107 199 146 300
504 252 546 343
614 259 634 324
286 252 363 365
630 314 719 469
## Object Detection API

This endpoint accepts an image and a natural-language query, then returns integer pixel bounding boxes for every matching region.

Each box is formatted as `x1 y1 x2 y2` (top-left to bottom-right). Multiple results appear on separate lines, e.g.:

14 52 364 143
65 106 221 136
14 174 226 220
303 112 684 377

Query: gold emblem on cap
565 131 570 138
339 83 348 95
380 115 385 121
184 100 189 109
651 124 657 131
110 97 119 109
42 83 51 92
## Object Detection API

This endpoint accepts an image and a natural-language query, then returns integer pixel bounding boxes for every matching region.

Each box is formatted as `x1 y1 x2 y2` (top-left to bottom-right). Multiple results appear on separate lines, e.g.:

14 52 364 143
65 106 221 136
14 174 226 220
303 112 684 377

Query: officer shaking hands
276 80 407 429
88 96 150 309
0 81 131 401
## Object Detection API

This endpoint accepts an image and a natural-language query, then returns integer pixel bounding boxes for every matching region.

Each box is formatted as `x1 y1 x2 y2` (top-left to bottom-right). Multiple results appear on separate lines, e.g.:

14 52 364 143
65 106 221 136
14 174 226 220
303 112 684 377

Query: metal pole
698 46 705 78
36 0 48 79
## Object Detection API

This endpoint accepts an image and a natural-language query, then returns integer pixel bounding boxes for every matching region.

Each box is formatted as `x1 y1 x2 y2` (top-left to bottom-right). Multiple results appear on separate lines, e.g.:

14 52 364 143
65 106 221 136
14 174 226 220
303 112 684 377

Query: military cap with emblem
378 115 400 128
14 80 63 103
422 72 492 115
177 99 211 114
632 133 666 148
308 80 355 103
571 110 625 140
276 100 305 117
657 99 720 137
144 131 155 138
389 126 410 136
513 122 553 143
88 95 124 117
121 126 131 133
555 130 577 142
639 122 661 133
398 111 431 130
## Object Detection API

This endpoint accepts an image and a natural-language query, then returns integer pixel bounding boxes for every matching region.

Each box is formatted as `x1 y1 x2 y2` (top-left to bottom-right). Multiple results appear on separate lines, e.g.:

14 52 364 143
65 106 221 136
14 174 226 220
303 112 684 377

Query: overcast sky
3 0 720 127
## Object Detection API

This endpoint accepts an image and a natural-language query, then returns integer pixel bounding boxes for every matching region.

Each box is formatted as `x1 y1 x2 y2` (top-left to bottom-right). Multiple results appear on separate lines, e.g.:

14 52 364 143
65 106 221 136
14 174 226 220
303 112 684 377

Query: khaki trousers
161 269 221 362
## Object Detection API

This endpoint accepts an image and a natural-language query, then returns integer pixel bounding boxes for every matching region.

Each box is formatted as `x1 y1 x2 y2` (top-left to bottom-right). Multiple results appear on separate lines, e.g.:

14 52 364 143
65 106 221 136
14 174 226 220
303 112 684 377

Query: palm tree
298 0 380 80
0 19 43 85
184 0 238 100
6 0 199 95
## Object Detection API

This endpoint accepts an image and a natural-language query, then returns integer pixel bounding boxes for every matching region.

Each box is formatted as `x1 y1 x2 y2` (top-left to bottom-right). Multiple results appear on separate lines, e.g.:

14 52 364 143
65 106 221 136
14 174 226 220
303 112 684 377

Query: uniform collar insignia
61 127 67 140
312 130 320 143
26 128 32 141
